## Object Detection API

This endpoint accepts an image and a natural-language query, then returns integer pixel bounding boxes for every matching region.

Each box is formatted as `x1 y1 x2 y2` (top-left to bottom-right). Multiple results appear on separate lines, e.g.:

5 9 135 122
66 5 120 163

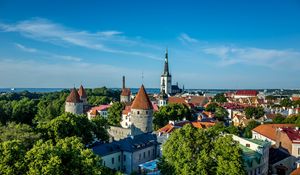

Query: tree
205 102 219 112
91 115 110 142
280 98 292 107
213 93 227 103
0 122 40 149
243 120 260 138
153 103 192 130
107 102 124 126
214 107 229 121
272 114 285 124
0 100 12 125
37 113 108 144
25 137 109 175
0 140 27 175
160 124 246 175
11 97 37 125
244 106 264 119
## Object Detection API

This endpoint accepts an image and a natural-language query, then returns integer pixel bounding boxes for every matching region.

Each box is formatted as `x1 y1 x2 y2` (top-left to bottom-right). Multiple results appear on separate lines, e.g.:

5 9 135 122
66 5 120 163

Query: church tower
160 48 172 94
120 76 131 103
130 85 153 135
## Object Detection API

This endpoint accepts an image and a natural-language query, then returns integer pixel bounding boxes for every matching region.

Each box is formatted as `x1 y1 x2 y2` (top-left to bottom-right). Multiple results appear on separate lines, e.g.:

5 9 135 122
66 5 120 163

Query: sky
0 0 300 89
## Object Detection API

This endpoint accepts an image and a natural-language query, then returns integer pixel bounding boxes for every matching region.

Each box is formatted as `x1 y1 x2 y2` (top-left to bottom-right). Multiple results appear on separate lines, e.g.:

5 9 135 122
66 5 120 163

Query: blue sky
0 0 300 89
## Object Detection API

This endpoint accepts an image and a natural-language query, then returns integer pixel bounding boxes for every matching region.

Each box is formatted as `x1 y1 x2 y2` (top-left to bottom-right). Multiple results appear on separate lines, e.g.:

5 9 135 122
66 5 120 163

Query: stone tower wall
131 109 153 135
65 102 83 115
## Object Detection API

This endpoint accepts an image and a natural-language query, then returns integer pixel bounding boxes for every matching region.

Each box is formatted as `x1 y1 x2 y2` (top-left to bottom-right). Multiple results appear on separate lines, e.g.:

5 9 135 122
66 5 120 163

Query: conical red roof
78 85 87 98
131 85 153 110
66 88 82 103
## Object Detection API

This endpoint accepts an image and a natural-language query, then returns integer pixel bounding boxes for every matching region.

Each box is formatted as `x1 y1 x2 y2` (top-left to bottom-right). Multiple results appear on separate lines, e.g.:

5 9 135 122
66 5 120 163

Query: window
139 153 141 160
148 150 150 157
118 155 120 162
137 111 140 115
246 144 250 147
146 111 148 114
124 155 126 161
153 149 155 156
112 157 114 164
298 148 300 155
144 152 146 158
103 161 105 166
118 167 120 171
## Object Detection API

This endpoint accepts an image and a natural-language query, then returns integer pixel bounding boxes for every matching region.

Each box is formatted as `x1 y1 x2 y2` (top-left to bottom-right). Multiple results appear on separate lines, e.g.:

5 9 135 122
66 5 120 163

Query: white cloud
202 45 300 69
0 18 161 61
15 43 37 53
178 33 198 43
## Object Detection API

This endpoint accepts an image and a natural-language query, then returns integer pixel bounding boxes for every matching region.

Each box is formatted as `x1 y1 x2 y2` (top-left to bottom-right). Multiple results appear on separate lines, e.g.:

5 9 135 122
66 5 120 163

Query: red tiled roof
281 127 300 143
122 105 131 115
66 88 82 103
90 104 111 112
292 97 300 101
89 109 98 116
252 124 296 141
121 88 131 96
78 85 87 98
222 103 245 110
236 90 258 96
131 85 153 110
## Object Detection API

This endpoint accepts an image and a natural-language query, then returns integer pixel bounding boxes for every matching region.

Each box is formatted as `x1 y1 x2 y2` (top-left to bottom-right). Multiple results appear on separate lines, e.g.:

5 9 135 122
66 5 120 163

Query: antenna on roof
141 71 144 84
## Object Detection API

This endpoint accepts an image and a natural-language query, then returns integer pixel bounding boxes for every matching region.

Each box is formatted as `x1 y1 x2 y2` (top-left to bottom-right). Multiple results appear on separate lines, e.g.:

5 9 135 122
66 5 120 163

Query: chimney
296 160 300 168
122 76 125 89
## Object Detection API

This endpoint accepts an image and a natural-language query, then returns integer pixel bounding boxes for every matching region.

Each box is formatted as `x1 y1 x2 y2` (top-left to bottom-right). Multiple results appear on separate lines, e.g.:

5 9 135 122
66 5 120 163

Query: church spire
163 48 169 75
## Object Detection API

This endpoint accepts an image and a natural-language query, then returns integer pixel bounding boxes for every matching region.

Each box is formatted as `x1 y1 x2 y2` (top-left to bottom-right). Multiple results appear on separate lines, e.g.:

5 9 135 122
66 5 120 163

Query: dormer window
137 111 140 115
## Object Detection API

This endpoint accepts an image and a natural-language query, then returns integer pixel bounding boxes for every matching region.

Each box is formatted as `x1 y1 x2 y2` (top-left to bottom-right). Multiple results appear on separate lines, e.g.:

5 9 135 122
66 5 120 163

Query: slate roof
66 88 82 103
92 133 157 156
131 85 153 110
269 148 291 165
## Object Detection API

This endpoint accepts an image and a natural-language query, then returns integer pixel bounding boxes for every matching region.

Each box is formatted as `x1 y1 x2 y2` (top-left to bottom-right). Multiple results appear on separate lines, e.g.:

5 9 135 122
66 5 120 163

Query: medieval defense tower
130 85 153 135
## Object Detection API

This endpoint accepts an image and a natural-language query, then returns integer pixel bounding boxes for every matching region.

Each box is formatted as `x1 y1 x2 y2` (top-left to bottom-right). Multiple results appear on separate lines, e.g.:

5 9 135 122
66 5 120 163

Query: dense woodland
0 88 120 175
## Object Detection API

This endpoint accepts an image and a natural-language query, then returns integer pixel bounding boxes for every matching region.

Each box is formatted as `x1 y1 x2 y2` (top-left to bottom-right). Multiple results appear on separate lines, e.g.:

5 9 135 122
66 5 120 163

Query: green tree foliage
0 140 26 175
244 106 265 119
0 100 12 125
11 97 37 125
213 93 227 103
153 103 192 130
25 137 108 175
159 124 246 175
91 115 110 143
38 113 108 144
107 102 124 126
88 96 110 106
280 98 293 107
272 114 285 124
0 122 40 149
243 120 260 138
34 92 68 124
205 102 219 112
214 107 229 121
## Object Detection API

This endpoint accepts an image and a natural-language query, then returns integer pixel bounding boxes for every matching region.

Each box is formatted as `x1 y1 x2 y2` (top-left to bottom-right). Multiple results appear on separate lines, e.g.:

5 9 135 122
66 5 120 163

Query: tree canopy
244 106 265 119
153 103 192 130
37 113 109 144
213 93 227 103
159 124 246 175
107 102 124 126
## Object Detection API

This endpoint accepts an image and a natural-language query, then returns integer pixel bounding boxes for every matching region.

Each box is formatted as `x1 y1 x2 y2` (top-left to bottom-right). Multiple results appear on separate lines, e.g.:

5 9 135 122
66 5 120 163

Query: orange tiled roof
168 97 190 107
290 167 300 175
189 96 209 106
66 88 82 103
252 124 296 141
157 121 215 134
78 85 87 98
131 85 153 110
